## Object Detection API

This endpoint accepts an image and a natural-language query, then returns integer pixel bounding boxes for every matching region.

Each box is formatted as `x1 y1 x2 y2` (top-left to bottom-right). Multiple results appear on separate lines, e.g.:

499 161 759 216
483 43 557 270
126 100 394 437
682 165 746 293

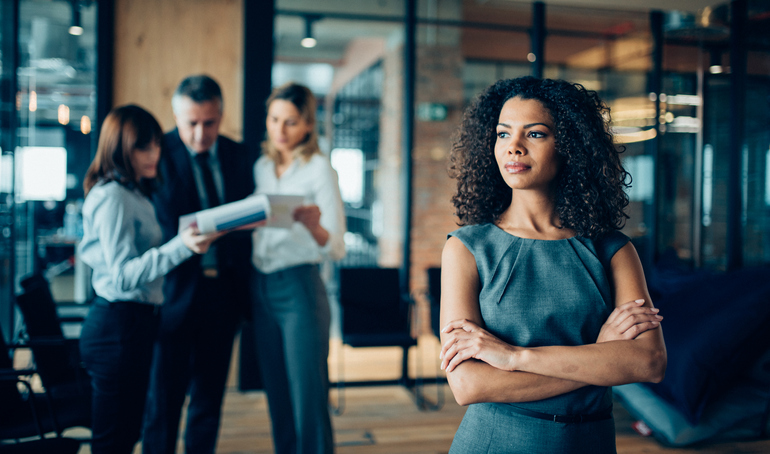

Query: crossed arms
439 237 667 406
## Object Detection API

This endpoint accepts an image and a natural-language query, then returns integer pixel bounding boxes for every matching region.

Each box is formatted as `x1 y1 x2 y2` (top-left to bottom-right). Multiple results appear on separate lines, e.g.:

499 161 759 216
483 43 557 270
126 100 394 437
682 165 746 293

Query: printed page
178 194 270 234
265 195 305 229
178 213 197 233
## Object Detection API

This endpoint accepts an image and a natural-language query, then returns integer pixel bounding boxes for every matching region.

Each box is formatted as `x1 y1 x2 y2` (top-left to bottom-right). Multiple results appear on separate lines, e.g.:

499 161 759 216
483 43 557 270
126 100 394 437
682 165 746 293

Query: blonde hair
262 82 320 163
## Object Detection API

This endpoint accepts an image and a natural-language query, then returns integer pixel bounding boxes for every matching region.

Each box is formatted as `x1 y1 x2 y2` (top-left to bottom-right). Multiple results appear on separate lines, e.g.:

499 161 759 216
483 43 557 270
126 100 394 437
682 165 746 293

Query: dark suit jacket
152 129 257 332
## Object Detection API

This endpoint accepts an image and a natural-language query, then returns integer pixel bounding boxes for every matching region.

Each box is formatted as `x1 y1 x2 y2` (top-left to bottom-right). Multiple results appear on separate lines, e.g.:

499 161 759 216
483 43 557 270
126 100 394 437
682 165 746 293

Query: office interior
1 0 769 450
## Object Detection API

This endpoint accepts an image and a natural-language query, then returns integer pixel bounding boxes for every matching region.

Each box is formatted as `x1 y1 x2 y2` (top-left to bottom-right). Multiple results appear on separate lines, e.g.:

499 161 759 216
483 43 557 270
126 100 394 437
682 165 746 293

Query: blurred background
0 0 768 342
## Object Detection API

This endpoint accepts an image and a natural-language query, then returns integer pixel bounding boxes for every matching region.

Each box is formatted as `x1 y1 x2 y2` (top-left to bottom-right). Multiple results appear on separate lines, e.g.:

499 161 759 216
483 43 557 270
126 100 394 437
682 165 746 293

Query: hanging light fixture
709 48 723 74
301 15 320 48
69 0 83 36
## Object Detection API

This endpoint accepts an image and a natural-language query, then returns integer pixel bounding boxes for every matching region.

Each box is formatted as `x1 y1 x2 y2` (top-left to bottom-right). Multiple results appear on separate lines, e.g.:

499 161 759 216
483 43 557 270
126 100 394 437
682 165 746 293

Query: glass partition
276 0 406 269
15 0 97 302
655 72 699 265
416 0 659 265
741 74 770 266
273 0 406 376
1 0 18 340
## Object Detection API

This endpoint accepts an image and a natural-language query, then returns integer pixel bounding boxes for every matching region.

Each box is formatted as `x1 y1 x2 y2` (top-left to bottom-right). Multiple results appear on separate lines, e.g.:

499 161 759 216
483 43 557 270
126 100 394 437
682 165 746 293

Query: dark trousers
79 298 159 454
252 264 334 454
143 277 241 454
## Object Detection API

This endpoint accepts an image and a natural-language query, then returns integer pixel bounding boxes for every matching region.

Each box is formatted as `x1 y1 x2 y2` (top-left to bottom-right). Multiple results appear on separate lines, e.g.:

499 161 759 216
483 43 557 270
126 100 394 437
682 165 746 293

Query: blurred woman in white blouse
250 82 346 454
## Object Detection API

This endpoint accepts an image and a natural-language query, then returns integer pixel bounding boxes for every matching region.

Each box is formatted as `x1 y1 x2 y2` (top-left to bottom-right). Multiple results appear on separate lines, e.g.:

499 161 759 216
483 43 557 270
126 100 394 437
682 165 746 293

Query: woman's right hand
440 319 521 373
180 227 223 254
596 299 662 343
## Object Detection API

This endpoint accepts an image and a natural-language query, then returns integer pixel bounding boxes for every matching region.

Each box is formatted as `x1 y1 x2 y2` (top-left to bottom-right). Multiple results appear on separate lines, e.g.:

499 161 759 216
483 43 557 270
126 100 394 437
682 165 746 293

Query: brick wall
409 44 465 334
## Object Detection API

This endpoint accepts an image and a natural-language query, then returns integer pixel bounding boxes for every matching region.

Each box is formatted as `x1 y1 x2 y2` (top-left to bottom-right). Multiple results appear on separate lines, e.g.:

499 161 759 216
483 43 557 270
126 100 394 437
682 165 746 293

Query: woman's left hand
293 204 330 247
293 204 322 230
440 319 520 373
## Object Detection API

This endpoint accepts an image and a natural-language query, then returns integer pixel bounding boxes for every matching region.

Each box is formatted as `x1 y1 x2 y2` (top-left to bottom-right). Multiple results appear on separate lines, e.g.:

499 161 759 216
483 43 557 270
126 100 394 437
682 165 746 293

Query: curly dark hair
448 76 630 239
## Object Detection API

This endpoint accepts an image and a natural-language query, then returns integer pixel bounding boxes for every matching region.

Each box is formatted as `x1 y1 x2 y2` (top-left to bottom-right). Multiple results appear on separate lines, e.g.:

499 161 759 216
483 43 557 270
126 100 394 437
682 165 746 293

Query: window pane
0 0 17 339
274 6 404 268
743 72 770 266
16 0 97 301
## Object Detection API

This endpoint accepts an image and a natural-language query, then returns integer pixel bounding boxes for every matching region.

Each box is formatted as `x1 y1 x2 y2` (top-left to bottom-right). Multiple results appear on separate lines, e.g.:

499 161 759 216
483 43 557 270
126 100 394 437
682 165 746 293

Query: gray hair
171 75 223 114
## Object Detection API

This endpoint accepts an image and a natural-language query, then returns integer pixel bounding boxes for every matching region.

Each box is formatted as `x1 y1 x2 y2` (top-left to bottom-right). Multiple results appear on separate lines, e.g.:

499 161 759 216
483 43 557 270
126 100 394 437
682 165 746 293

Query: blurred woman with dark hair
78 104 219 454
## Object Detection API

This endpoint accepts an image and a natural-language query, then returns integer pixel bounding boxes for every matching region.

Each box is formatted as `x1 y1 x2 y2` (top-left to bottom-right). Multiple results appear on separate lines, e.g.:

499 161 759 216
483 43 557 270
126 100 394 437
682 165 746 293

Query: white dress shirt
79 181 193 304
252 153 346 274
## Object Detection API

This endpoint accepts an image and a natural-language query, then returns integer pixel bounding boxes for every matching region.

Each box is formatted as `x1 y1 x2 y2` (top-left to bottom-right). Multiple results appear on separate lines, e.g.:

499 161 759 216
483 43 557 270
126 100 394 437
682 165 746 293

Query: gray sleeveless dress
448 223 629 454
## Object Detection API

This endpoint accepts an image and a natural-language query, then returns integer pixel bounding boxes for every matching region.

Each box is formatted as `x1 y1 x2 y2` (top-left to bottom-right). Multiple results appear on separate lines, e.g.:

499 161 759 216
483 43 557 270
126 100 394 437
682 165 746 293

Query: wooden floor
59 335 770 453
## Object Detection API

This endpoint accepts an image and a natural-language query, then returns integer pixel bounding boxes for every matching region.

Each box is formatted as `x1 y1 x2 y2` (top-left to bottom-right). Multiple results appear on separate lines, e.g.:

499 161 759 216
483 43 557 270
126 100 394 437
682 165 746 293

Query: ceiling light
709 48 722 74
301 15 320 49
301 37 317 48
69 0 83 36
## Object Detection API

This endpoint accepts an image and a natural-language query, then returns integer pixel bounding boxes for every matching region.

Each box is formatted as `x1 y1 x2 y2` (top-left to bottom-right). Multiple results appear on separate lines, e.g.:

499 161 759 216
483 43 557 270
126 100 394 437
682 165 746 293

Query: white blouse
251 153 346 274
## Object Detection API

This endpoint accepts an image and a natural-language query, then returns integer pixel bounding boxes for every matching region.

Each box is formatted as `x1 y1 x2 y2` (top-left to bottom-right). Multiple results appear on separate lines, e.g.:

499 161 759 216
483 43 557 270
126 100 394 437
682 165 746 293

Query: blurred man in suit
143 75 256 454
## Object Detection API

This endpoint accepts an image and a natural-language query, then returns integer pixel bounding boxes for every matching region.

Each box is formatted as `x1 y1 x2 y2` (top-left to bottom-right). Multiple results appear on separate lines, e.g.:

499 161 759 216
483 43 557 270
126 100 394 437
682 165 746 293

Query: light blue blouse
78 181 193 304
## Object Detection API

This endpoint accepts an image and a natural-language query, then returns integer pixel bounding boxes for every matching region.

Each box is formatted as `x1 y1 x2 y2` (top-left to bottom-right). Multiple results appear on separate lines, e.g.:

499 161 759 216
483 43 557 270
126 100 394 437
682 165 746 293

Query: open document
178 194 304 234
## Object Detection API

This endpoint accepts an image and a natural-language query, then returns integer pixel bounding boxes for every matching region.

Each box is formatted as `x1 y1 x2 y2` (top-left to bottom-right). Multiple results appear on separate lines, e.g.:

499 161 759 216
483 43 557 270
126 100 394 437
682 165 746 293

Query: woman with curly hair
439 77 667 453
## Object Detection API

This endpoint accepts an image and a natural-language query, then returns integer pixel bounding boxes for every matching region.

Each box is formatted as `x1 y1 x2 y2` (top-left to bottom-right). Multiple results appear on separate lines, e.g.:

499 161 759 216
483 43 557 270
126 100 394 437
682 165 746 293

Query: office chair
0 325 84 453
427 266 442 339
16 274 91 400
422 266 445 410
332 267 418 414
13 274 92 436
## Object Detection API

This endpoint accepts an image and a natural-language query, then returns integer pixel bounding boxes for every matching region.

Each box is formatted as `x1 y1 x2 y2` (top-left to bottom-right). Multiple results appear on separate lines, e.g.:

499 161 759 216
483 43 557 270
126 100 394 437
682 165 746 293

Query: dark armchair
15 274 91 402
332 267 418 414
8 273 92 443
0 325 85 453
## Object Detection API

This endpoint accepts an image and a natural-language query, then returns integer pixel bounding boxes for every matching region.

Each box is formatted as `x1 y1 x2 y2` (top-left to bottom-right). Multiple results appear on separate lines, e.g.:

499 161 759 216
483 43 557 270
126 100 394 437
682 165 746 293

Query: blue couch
613 260 770 446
